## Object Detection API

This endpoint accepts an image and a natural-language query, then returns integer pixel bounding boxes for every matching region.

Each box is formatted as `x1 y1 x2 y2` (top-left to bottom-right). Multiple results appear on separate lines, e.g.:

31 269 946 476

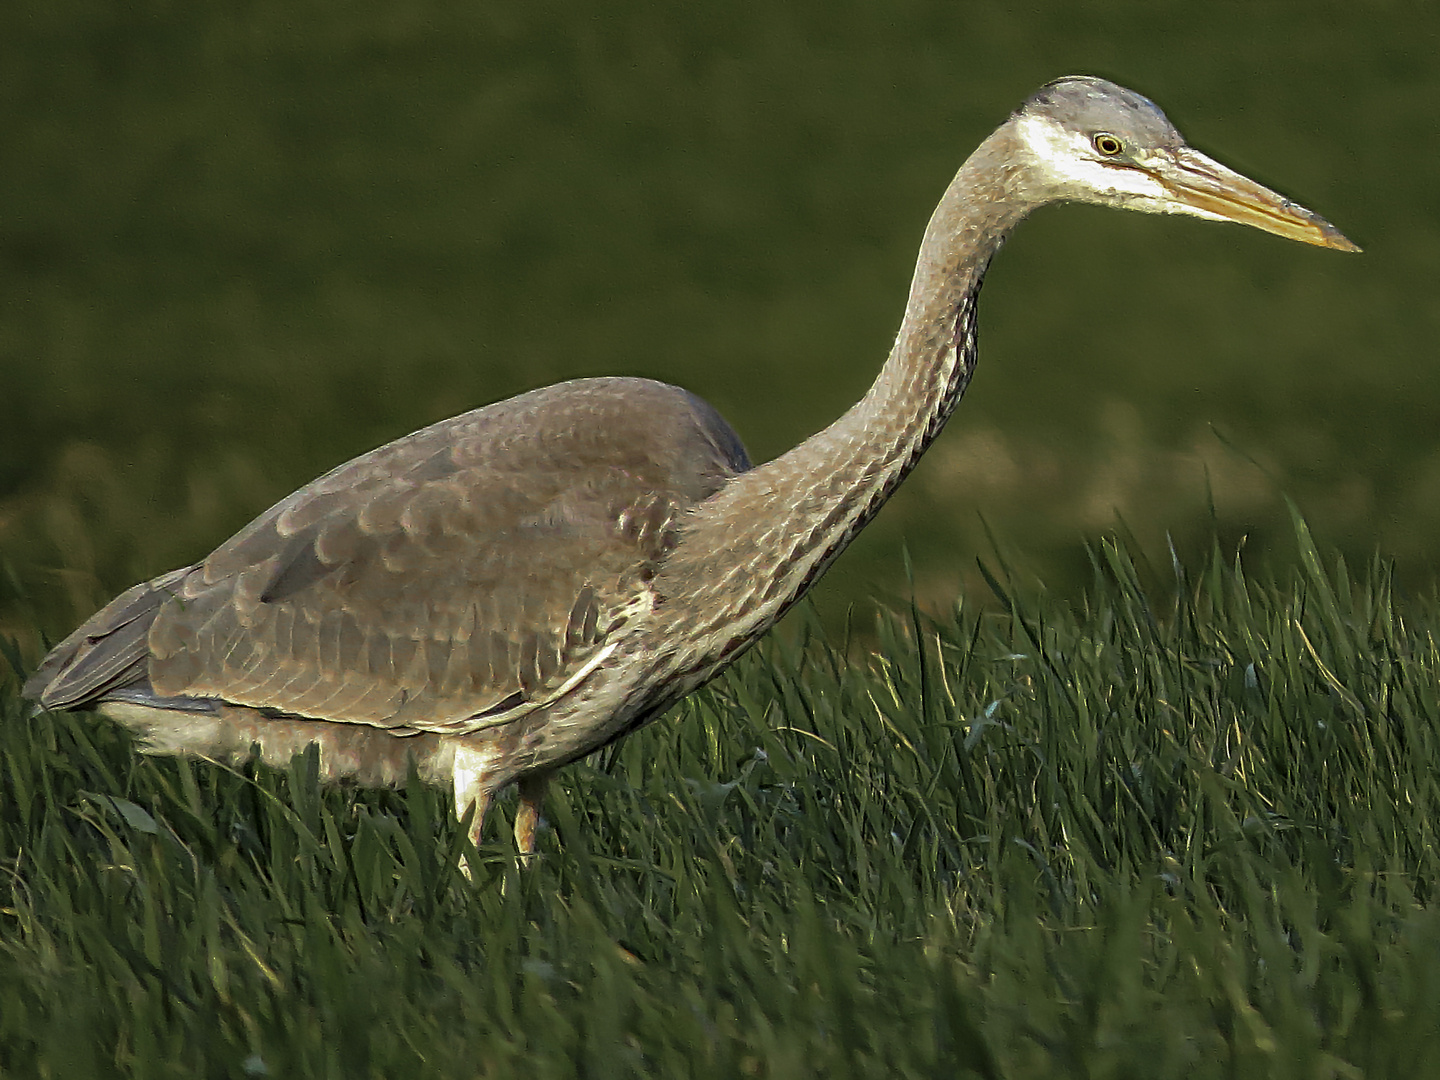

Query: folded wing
28 378 750 736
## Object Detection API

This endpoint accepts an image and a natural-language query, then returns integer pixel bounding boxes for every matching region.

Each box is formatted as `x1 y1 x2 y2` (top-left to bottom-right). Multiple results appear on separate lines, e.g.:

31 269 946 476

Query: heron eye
1093 133 1124 156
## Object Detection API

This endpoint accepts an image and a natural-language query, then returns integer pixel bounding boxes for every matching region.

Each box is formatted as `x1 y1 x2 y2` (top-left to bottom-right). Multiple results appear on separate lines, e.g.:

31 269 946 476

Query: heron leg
514 772 549 855
452 744 499 878
462 790 492 848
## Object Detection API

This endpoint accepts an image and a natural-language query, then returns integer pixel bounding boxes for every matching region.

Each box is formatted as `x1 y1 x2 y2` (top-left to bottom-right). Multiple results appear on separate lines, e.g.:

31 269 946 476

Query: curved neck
658 124 1035 646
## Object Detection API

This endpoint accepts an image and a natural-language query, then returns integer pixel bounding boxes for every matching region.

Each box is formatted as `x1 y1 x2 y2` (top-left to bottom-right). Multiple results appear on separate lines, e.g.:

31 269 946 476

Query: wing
24 568 193 709
31 378 750 735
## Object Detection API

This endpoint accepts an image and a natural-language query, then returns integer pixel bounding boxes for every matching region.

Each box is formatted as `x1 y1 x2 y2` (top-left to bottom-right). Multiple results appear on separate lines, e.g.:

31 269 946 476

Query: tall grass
3 513 1439 1077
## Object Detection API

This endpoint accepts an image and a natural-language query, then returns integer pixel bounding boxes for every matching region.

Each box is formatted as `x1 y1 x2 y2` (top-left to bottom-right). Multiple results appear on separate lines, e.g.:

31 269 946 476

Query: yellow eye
1093 133 1124 156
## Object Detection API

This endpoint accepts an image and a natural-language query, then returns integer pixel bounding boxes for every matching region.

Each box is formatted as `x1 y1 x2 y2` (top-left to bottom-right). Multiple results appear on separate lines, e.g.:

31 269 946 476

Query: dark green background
1 2 1432 646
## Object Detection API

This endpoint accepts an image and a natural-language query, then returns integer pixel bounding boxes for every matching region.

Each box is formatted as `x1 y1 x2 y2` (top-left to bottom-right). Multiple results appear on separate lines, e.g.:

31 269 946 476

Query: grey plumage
24 77 1357 855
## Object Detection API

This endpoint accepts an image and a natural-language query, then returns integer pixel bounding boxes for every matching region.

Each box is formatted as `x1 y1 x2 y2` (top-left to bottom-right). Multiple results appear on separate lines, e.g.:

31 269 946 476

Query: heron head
1007 76 1359 252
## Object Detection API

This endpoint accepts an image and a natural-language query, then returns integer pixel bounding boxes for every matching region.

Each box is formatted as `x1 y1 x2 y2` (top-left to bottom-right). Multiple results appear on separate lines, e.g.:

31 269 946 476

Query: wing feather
28 379 751 736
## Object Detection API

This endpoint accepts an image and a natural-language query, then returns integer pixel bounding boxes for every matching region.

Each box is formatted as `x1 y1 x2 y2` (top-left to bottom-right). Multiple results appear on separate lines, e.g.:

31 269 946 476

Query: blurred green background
1 2 1432 648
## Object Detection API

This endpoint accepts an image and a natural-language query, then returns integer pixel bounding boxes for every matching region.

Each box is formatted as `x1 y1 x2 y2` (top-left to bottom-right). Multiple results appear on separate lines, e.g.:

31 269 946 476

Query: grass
4 510 1440 1077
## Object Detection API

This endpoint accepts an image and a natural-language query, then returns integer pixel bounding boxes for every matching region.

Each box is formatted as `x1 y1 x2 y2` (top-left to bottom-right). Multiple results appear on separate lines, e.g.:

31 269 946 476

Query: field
4 512 1438 1078
1 8 1434 1073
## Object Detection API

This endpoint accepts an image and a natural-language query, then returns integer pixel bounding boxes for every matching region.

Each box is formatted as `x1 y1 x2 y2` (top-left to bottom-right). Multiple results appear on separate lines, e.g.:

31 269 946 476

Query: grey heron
24 77 1357 856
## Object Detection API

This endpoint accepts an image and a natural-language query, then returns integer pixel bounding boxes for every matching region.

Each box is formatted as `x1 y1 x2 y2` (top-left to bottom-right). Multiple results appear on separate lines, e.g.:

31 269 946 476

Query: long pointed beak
1148 146 1360 252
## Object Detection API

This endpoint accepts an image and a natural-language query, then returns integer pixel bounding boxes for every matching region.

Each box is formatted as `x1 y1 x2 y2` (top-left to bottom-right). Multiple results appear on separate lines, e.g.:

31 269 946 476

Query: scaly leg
514 772 550 855
452 745 496 878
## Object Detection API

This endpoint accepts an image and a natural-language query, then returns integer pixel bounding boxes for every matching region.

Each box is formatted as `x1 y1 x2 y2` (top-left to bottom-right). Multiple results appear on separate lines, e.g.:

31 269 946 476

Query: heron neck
659 126 1032 644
